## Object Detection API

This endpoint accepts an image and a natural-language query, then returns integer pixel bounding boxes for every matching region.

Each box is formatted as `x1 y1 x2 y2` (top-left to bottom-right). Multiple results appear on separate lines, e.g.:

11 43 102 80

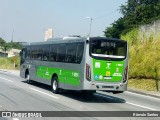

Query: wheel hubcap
53 80 57 90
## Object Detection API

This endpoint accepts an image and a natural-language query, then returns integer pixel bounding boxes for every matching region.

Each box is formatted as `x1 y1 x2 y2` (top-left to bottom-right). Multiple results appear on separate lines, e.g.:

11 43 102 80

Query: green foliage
7 42 22 50
121 28 139 45
0 37 22 52
128 79 157 91
121 0 160 25
121 28 160 80
0 38 22 69
104 18 125 38
104 0 160 38
0 38 6 51
0 56 20 69
0 38 6 48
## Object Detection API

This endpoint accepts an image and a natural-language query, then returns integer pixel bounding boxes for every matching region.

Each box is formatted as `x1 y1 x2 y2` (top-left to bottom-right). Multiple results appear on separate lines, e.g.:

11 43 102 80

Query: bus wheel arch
51 74 59 94
25 69 29 78
25 69 32 84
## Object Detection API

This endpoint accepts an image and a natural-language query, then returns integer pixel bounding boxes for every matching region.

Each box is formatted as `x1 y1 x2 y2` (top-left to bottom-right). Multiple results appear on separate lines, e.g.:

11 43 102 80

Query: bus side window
37 46 43 60
22 50 26 59
50 45 57 62
66 43 76 63
20 48 26 65
26 47 30 59
76 42 84 64
30 46 37 60
43 45 50 61
57 44 66 62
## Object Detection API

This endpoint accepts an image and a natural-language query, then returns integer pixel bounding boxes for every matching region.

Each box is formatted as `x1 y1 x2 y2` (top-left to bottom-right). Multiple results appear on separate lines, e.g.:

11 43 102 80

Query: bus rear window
90 39 127 60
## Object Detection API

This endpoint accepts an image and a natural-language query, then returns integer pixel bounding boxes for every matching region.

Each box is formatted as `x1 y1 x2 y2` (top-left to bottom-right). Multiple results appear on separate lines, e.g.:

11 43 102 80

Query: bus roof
90 37 127 43
28 37 86 46
23 36 126 46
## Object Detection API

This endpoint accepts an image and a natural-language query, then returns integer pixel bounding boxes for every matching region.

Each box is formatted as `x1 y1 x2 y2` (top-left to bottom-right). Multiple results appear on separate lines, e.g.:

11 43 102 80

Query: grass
128 79 157 91
0 56 20 70
121 28 160 80
121 28 160 91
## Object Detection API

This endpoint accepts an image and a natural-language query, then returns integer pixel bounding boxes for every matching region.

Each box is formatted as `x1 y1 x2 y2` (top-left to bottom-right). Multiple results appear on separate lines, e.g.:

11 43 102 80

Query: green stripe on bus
36 66 80 86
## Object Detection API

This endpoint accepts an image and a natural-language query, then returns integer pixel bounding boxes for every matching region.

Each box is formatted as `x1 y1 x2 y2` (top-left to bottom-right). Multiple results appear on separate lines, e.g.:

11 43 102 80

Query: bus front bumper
90 82 128 92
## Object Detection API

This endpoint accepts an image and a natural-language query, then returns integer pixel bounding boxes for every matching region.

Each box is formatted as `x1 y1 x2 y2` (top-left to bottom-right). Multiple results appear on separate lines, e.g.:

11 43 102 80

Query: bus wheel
26 73 32 84
51 76 59 94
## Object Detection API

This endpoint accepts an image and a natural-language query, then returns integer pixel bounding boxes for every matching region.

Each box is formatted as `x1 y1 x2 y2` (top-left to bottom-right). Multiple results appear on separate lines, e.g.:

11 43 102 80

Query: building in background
45 28 53 41
7 48 21 57
0 48 20 57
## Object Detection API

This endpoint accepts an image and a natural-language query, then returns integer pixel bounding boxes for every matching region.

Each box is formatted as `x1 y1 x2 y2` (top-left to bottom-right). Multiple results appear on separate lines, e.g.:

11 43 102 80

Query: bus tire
26 72 32 84
51 76 59 94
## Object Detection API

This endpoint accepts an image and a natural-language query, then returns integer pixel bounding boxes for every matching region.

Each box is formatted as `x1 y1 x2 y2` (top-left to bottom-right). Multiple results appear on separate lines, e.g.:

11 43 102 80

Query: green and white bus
20 37 128 94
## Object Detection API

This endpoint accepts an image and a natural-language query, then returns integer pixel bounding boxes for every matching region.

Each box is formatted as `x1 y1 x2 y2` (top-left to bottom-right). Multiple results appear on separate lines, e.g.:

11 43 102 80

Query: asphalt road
0 71 159 120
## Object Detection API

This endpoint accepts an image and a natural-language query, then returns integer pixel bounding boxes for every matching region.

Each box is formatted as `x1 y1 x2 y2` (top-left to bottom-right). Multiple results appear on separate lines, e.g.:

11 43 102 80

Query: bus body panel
81 37 128 92
21 60 85 90
20 38 86 90
20 37 128 93
20 63 26 78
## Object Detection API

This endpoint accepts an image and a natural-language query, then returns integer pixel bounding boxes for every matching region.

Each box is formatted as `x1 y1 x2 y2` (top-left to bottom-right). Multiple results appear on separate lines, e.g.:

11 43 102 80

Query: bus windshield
90 39 127 60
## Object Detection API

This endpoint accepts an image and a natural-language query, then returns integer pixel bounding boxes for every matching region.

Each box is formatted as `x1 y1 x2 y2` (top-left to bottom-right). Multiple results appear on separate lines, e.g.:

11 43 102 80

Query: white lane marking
126 102 156 111
0 76 13 83
13 118 20 120
126 91 160 101
96 93 156 111
29 87 58 99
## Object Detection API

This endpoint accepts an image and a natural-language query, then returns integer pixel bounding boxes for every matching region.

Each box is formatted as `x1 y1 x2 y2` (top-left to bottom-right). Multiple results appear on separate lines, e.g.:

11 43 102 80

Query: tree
0 38 22 52
104 18 125 38
120 0 160 25
7 42 22 50
1 43 10 52
0 38 8 52
104 0 160 38
0 38 6 48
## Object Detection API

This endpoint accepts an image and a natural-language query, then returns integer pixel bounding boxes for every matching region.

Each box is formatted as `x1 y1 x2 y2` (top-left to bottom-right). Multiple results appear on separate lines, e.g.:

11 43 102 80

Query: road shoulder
0 69 20 76
0 69 160 99
127 87 160 99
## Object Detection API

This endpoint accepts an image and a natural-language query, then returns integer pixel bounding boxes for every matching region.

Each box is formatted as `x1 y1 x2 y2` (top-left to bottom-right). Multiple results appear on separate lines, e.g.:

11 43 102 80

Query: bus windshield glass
90 39 127 60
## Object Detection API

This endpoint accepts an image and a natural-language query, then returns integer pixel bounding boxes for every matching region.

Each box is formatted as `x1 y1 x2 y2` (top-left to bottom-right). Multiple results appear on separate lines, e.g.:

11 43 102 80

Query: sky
0 0 127 42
